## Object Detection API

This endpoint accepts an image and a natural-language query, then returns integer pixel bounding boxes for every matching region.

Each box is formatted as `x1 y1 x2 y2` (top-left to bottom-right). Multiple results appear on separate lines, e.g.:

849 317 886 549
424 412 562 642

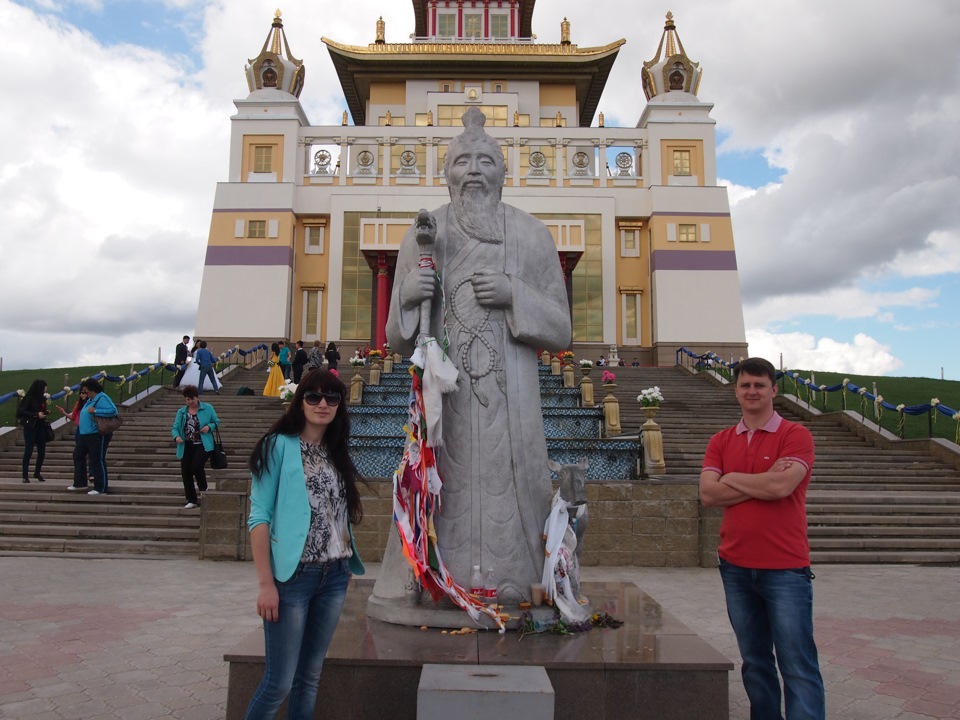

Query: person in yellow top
263 342 285 397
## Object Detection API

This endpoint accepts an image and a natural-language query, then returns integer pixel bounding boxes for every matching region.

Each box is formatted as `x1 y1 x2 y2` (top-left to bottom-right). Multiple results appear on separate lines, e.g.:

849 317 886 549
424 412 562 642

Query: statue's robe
385 202 571 600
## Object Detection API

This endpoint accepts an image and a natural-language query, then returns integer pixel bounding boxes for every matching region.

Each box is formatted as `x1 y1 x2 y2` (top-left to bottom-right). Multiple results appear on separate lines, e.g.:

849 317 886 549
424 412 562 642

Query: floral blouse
184 413 201 444
299 440 351 564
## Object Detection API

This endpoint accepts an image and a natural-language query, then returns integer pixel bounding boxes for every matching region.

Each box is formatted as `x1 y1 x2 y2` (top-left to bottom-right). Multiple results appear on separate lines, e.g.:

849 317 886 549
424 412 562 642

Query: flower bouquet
280 380 297 402
560 350 575 361
349 357 366 367
601 370 616 385
637 386 663 407
579 359 594 368
367 349 383 361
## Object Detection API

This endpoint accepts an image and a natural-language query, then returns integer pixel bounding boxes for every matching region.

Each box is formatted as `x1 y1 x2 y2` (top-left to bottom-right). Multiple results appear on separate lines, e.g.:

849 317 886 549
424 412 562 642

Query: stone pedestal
369 362 382 385
349 372 364 404
580 376 595 408
641 407 666 473
383 355 394 373
550 357 561 375
418 664 554 720
562 362 575 388
602 384 621 437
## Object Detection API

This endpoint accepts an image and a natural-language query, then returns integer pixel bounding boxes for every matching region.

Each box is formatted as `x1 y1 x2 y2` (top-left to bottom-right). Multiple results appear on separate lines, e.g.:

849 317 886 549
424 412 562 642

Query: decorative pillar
550 355 561 375
375 252 390 352
369 361 382 386
602 383 621 437
641 407 666 473
349 372 364 405
562 362 575 388
580 376 595 408
540 350 551 365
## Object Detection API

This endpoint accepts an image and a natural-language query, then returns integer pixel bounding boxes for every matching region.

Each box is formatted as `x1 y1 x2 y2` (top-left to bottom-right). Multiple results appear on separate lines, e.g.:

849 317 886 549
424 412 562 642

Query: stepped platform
224 578 732 720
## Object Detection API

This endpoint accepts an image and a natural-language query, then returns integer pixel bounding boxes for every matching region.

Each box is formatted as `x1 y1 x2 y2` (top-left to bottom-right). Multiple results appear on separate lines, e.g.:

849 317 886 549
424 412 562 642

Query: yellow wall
539 84 577 107
242 135 285 181
370 82 407 105
648 215 735 251
659 139 704 186
207 211 294 246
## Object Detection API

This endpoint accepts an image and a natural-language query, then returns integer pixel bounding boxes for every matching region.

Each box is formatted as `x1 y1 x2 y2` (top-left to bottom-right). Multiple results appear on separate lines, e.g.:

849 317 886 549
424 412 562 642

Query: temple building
194 2 747 365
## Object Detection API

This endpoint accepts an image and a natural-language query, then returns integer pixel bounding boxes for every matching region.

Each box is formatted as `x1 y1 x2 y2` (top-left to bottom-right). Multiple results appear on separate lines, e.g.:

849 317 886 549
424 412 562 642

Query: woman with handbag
244 369 365 720
59 386 94 491
171 385 221 509
16 379 50 483
79 378 119 496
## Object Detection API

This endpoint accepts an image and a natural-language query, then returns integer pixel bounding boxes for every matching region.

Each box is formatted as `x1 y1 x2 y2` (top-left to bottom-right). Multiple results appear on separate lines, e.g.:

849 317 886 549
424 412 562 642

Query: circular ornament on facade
529 151 546 169
400 150 417 168
572 151 590 169
313 149 331 169
615 152 633 170
357 150 375 167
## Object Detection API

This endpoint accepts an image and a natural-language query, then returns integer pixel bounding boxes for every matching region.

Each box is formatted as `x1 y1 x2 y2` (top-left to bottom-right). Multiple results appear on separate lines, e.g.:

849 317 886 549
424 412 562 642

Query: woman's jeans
244 559 351 720
80 432 112 493
719 559 825 720
21 425 47 477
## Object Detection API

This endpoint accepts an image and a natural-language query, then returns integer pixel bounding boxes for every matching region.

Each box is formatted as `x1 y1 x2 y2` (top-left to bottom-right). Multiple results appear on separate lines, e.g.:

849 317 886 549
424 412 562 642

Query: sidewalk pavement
1 558 959 719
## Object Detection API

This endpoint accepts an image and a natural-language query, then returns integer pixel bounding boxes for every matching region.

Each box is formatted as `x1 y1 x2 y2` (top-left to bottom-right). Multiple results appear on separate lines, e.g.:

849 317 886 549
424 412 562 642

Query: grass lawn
0 363 179 428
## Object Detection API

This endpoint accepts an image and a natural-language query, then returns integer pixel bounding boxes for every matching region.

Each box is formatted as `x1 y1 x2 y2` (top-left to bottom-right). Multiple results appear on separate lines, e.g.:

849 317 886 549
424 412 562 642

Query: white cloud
747 329 903 376
1 0 959 379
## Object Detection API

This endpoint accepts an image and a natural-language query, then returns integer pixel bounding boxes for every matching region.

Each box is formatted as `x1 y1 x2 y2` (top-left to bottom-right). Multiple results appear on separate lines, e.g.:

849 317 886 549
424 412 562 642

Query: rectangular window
437 104 509 127
620 228 640 257
490 14 509 39
678 223 698 242
303 289 321 339
248 220 266 238
305 226 325 255
673 150 691 176
493 83 504 93
254 146 273 173
622 293 641 343
437 14 456 37
464 13 483 38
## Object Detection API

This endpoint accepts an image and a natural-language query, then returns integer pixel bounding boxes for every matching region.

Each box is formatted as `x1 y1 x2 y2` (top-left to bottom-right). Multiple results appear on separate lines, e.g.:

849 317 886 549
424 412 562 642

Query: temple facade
194 2 747 365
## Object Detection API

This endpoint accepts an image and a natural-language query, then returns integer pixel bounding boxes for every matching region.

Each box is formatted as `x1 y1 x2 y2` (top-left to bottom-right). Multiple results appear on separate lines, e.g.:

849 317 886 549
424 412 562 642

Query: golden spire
664 12 677 57
342 110 348 126
599 111 605 127
376 16 385 44
270 10 283 55
561 17 571 45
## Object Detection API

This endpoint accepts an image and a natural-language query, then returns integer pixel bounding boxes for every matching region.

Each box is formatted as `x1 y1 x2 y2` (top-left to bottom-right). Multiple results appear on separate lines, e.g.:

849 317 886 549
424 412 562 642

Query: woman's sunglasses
303 391 342 407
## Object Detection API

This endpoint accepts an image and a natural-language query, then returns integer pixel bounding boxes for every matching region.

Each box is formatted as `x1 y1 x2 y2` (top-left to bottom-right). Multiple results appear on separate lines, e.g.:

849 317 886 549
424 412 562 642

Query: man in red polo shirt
700 357 825 720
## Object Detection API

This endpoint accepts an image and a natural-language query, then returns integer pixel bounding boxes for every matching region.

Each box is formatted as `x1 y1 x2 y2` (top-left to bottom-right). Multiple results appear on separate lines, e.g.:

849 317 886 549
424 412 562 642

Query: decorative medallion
357 150 375 167
400 150 417 168
572 151 590 169
529 151 546 169
313 149 331 173
615 152 633 170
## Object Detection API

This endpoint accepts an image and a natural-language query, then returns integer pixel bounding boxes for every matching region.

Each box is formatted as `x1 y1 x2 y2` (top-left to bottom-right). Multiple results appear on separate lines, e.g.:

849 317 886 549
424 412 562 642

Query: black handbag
210 428 228 469
43 422 55 442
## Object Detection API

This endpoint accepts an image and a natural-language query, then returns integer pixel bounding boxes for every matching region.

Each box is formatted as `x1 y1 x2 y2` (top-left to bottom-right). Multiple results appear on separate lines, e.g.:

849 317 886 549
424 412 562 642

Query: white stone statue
374 108 571 614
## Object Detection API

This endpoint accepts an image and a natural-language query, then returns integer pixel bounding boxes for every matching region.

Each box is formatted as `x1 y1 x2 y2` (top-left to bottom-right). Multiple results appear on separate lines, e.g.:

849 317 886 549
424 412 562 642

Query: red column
375 253 390 351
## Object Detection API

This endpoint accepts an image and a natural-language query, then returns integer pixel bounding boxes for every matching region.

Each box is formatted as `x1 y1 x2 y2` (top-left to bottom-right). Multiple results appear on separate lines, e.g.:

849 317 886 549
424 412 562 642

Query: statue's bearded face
446 136 506 243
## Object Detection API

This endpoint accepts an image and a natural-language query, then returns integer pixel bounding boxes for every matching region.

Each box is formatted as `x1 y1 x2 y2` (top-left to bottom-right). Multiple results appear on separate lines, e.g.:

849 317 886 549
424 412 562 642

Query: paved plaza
1 557 959 719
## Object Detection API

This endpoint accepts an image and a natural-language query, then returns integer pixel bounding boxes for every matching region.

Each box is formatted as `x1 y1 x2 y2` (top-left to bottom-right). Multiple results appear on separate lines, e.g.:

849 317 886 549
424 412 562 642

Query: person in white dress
177 356 222 392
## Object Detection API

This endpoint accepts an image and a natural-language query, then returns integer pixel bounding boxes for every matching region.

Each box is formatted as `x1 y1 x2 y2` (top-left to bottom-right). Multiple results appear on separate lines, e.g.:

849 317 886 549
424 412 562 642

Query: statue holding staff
383 108 571 604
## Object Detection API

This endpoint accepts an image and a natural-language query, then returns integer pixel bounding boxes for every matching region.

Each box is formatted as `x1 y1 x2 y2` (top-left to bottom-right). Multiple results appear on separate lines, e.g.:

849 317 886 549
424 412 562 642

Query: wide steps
0 536 197 555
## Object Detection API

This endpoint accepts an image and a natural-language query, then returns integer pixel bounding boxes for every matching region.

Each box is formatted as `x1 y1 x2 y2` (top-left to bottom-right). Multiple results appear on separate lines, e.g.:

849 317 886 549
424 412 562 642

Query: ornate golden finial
427 110 434 126
513 110 520 127
555 111 563 127
342 110 348 126
275 9 282 20
665 11 675 27
376 16 385 44
599 112 605 128
560 17 571 45
384 110 392 126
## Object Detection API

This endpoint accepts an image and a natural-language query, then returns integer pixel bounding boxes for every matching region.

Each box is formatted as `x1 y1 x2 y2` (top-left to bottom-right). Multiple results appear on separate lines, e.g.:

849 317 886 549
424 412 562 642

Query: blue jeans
719 559 825 720
81 432 112 493
245 559 351 720
197 365 218 393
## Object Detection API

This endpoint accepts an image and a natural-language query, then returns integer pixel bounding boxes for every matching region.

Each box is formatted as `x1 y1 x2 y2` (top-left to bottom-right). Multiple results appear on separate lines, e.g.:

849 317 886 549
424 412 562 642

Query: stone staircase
606 366 960 564
2 362 959 563
0 367 280 557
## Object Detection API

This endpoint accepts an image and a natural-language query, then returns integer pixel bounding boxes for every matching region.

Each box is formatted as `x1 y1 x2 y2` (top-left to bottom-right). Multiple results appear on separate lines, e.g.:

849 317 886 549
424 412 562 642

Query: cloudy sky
2 0 958 378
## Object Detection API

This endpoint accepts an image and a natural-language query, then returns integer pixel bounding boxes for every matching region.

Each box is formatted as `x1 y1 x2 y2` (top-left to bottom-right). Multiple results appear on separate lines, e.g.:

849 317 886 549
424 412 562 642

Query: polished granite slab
225 580 732 720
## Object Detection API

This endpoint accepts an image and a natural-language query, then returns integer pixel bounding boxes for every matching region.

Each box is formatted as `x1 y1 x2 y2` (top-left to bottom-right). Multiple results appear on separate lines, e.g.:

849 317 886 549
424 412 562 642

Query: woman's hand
257 582 280 623
200 425 210 434
175 436 184 444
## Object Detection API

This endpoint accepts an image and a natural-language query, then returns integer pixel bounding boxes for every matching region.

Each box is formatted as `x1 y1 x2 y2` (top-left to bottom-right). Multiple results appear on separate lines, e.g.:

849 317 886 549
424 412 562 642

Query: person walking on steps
194 340 220 395
17 379 50 483
172 385 221 509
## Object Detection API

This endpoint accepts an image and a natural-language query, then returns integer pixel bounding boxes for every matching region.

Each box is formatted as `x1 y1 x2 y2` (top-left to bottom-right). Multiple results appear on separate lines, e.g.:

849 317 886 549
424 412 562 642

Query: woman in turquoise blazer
244 369 365 720
171 385 220 509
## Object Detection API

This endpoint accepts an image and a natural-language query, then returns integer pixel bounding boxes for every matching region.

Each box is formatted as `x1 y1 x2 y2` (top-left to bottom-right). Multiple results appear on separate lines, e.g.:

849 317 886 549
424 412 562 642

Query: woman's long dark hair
248 370 364 523
25 379 47 400
271 342 280 356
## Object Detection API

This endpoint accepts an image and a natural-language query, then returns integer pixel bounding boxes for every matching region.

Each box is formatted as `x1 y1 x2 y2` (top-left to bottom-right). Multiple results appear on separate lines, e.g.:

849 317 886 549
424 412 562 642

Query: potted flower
601 370 616 387
579 358 594 377
637 385 663 423
349 356 366 368
560 350 575 364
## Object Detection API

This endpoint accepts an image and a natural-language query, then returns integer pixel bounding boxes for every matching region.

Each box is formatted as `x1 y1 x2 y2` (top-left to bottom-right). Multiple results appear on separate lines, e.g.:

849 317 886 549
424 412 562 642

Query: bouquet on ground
637 386 663 407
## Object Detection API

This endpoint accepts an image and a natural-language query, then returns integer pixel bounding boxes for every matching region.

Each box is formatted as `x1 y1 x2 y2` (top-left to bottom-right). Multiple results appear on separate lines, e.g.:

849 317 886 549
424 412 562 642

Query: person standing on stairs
79 379 119 496
699 356 825 720
17 379 50 483
172 385 221 509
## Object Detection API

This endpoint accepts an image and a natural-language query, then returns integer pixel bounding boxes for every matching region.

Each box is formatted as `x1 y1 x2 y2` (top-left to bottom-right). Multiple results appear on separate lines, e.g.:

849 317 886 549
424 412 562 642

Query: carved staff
415 207 436 339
